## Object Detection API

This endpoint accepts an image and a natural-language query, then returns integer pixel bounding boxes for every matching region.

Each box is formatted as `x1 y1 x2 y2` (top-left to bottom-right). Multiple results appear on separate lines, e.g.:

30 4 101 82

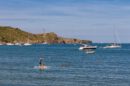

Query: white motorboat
79 44 97 50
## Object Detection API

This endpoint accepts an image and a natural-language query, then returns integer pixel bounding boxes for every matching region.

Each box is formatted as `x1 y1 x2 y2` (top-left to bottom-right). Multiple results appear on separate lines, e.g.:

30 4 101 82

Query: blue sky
0 0 130 43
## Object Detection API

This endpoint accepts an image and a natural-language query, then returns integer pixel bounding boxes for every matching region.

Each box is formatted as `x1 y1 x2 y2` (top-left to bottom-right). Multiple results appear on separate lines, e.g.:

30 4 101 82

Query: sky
0 0 130 43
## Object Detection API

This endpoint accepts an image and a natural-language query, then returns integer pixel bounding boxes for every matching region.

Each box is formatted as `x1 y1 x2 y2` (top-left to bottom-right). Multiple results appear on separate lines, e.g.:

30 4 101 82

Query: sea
0 44 130 86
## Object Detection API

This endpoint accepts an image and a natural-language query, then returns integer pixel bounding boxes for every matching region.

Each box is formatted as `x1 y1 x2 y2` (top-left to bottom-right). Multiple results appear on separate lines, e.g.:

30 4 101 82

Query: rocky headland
0 26 92 44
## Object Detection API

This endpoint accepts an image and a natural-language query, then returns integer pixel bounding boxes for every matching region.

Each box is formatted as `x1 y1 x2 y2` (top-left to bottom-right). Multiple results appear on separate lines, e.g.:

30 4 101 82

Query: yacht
103 43 121 48
79 44 97 50
103 28 121 49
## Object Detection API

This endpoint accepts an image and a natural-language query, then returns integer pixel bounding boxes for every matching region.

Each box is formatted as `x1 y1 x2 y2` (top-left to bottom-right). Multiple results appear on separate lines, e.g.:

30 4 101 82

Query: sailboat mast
27 33 29 43
113 27 117 44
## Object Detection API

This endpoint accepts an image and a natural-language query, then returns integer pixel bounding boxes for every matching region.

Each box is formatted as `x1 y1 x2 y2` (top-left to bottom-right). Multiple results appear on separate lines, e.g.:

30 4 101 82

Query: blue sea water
0 44 130 86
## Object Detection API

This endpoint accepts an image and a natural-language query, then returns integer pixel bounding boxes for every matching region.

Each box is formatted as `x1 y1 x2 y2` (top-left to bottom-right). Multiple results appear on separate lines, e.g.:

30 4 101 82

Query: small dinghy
86 50 95 54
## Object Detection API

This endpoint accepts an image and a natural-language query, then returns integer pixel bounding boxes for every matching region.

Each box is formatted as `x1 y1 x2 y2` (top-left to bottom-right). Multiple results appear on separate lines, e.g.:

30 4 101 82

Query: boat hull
79 46 97 50
104 45 121 48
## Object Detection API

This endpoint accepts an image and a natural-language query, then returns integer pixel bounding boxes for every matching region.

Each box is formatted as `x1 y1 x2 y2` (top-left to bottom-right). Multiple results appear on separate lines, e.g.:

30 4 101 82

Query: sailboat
104 43 121 48
104 28 121 48
24 33 32 46
41 28 48 45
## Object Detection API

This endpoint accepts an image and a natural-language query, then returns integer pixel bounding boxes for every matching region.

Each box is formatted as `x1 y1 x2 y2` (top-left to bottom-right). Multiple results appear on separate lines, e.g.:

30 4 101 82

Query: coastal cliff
0 26 92 44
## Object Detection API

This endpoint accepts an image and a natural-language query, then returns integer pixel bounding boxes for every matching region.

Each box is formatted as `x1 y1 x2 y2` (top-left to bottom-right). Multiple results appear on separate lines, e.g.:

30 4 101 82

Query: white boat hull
14 43 22 46
79 45 97 50
104 45 121 48
86 51 95 54
24 43 32 46
6 43 14 46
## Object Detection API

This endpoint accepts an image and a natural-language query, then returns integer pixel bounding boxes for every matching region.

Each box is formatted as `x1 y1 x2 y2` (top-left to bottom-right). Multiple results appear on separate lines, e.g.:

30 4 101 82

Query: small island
0 26 92 44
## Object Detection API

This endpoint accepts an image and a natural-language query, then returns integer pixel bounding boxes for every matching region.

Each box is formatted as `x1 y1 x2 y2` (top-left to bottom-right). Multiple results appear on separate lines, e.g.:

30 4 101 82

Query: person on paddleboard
39 58 44 66
39 57 48 70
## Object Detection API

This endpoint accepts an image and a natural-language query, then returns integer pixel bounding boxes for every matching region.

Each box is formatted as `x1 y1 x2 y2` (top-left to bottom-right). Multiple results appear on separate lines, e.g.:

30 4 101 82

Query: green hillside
0 26 92 44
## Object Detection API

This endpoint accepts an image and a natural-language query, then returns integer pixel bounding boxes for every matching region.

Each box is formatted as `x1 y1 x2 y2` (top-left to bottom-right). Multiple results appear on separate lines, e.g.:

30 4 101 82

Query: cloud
1 0 130 19
0 0 130 42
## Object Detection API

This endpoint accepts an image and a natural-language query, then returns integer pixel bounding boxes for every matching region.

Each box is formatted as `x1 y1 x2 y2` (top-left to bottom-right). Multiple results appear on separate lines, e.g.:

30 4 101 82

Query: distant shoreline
0 26 92 44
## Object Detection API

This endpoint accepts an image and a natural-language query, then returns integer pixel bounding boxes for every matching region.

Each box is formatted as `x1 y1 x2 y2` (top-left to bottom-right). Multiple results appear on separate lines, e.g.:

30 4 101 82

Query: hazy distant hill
0 26 92 44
